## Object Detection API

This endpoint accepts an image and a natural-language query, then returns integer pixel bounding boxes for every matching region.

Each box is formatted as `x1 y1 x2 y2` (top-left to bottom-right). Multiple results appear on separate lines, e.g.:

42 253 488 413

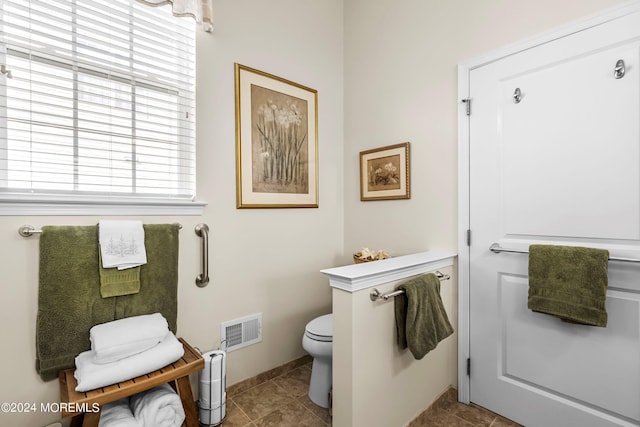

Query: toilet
302 313 333 408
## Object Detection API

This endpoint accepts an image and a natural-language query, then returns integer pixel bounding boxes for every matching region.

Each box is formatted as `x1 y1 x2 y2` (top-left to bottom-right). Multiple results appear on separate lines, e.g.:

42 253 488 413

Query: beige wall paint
0 0 633 426
339 2 628 420
0 1 343 426
343 0 628 258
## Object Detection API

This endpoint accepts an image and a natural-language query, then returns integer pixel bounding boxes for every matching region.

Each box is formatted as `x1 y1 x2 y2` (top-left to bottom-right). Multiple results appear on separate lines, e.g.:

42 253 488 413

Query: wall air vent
221 313 262 352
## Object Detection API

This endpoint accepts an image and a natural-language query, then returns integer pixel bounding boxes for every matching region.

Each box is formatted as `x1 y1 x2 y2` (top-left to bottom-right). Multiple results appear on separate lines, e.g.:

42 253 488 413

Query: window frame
0 0 203 215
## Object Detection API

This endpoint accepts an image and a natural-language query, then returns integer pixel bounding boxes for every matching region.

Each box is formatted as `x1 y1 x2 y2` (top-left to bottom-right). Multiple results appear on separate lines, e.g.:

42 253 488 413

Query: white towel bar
489 243 640 263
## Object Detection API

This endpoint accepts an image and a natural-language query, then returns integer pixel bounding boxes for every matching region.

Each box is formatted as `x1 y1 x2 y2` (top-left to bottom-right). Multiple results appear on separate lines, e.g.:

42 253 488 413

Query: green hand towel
99 251 141 298
394 273 454 360
528 244 609 327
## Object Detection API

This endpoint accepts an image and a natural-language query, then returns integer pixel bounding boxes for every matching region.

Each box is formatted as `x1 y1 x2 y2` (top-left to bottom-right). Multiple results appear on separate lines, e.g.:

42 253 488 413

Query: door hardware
614 59 625 79
513 88 522 103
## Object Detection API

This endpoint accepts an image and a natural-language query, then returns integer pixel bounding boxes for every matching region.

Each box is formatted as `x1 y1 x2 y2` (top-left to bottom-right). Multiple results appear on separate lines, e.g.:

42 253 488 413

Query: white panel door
469 11 640 427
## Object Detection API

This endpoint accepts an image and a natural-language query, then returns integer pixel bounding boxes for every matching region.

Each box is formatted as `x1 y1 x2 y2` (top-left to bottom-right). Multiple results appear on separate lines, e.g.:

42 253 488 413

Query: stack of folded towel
74 313 184 392
98 398 141 427
99 384 185 427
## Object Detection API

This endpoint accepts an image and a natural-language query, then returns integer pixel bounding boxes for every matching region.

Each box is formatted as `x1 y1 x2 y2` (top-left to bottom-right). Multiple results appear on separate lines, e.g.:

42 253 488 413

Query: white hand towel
98 398 142 427
129 383 185 427
74 332 184 392
99 220 147 270
90 313 169 364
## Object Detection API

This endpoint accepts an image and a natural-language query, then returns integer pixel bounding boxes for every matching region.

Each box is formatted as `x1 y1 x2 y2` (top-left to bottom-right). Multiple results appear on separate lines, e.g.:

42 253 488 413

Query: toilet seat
305 314 332 342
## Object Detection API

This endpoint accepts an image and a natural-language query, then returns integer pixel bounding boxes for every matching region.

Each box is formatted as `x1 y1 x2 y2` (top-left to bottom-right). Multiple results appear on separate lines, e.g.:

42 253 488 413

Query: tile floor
221 362 331 427
408 388 523 427
218 360 522 427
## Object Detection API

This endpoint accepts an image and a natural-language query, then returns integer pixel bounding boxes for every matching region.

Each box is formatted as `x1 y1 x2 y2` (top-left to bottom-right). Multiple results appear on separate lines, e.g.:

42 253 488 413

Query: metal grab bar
369 271 450 302
489 242 640 263
195 223 210 287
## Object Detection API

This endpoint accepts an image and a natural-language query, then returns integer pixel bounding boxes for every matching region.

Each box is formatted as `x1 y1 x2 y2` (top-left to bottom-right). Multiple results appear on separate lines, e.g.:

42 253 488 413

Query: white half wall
332 264 457 426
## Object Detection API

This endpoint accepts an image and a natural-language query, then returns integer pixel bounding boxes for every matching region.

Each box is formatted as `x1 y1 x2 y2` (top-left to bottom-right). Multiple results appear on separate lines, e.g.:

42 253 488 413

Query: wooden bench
59 337 204 427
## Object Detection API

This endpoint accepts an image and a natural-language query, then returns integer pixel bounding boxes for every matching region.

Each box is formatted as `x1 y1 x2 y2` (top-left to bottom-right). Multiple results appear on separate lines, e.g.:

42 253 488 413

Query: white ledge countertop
320 250 457 293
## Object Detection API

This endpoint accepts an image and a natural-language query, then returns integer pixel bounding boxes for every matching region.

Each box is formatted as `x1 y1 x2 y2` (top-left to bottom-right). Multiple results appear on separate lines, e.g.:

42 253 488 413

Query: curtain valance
137 0 213 32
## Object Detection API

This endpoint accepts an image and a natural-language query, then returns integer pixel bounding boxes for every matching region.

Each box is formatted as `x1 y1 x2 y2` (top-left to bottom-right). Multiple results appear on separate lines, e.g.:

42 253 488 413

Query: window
0 0 199 214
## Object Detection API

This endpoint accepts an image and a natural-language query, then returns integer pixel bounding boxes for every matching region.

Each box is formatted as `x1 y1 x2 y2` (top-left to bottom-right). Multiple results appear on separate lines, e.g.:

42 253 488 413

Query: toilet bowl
302 313 332 408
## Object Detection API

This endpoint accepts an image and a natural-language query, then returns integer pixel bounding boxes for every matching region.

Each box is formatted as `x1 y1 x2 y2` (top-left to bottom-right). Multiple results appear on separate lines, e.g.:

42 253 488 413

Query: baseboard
407 386 457 426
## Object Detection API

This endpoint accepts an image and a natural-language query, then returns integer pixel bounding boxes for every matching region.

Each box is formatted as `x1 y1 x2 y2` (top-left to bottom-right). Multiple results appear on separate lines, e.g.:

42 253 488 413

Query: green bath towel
36 224 180 381
394 273 454 360
114 224 179 324
36 226 114 381
528 244 609 327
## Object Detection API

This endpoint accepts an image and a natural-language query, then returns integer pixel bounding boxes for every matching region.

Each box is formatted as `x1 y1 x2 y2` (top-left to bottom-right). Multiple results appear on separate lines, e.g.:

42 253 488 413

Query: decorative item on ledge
353 248 390 264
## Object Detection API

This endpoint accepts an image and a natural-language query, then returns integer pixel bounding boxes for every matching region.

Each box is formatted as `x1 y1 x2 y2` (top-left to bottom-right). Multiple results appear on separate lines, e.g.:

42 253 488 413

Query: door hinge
467 357 471 376
466 229 471 246
462 98 471 116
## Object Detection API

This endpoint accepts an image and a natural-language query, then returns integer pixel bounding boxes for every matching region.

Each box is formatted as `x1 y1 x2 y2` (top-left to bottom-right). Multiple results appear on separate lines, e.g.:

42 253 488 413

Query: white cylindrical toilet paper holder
198 350 226 426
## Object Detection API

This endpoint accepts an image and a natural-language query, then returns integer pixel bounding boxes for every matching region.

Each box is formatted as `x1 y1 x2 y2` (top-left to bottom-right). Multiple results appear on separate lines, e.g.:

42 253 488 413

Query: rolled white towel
98 398 141 427
90 313 169 364
74 332 184 392
129 383 185 427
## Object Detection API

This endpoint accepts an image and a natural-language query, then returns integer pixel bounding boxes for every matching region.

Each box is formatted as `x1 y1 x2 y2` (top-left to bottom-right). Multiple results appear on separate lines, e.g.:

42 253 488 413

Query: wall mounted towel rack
369 271 450 302
18 223 183 237
489 243 640 263
18 225 42 237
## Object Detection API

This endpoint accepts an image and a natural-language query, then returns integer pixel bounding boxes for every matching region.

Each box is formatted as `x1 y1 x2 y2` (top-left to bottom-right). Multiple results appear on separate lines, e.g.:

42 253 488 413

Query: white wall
0 1 344 426
332 265 457 427
192 0 344 384
340 0 628 420
343 0 628 257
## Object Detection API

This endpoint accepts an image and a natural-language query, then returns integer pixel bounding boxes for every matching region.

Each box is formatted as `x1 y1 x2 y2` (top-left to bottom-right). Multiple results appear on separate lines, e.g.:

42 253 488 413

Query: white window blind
0 0 196 209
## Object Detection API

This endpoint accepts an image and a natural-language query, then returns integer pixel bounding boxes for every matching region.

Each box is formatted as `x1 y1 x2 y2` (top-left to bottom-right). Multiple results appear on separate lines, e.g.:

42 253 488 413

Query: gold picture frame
359 142 410 201
235 64 319 208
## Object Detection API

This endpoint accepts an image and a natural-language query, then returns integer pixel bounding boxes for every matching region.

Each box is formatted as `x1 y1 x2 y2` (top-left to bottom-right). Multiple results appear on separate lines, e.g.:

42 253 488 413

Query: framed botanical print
360 142 410 201
235 64 319 208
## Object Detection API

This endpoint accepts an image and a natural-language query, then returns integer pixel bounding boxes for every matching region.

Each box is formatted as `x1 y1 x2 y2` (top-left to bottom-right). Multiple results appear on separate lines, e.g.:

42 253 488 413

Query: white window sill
0 198 207 216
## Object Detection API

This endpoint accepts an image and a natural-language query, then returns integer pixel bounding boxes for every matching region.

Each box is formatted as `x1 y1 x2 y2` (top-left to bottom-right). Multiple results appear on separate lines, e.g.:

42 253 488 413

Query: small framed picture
235 63 319 208
359 142 410 201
